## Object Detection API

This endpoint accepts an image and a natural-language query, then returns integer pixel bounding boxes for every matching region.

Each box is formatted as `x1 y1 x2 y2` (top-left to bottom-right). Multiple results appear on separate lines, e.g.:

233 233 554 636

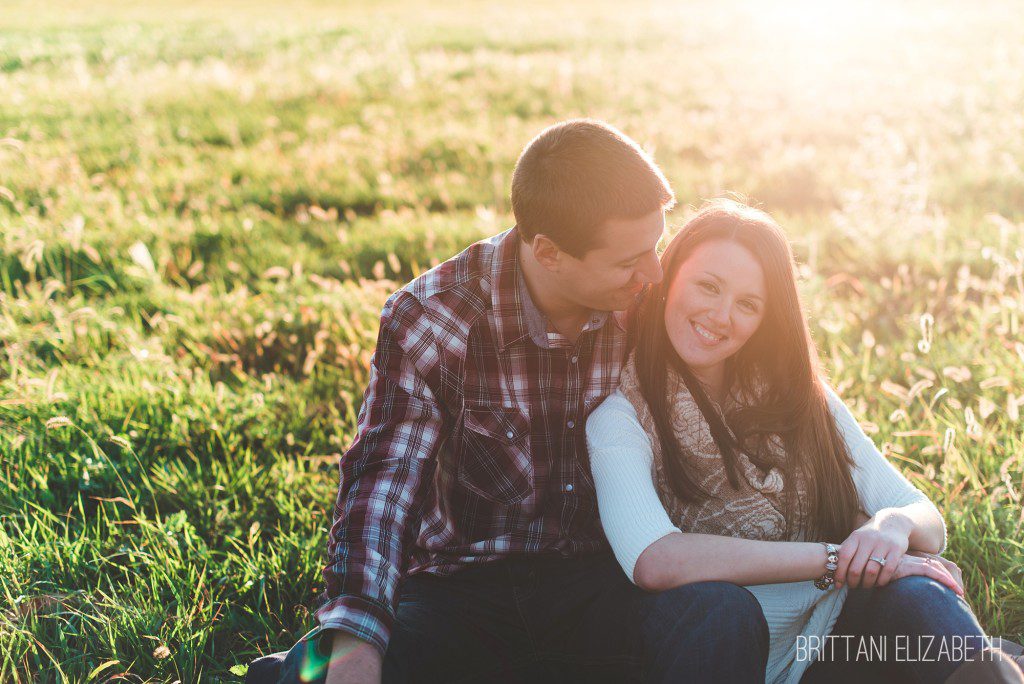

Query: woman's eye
740 300 758 313
699 281 719 294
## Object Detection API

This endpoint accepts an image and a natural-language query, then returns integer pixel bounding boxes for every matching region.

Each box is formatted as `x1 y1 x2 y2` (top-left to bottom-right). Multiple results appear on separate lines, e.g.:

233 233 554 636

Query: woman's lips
691 319 726 344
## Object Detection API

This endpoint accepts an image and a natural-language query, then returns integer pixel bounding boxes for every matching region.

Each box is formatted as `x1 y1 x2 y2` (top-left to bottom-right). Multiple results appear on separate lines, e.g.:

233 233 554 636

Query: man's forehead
591 215 665 255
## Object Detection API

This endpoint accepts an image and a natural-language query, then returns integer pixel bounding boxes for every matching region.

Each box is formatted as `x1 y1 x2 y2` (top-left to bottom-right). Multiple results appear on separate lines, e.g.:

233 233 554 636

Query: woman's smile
690 319 727 345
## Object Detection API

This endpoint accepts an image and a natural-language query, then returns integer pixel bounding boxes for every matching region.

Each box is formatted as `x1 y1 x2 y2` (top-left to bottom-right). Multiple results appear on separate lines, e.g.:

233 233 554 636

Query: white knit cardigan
585 383 946 684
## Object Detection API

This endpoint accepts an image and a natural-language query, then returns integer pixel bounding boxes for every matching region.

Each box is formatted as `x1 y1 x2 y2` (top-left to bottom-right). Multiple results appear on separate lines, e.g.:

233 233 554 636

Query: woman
585 200 1022 683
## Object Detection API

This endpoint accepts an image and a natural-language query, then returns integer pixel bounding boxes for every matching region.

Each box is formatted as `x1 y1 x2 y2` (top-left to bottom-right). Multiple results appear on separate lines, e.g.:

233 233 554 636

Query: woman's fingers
950 562 964 592
923 558 965 596
846 541 875 589
858 543 888 589
896 557 965 596
834 538 859 588
929 555 965 593
874 544 901 587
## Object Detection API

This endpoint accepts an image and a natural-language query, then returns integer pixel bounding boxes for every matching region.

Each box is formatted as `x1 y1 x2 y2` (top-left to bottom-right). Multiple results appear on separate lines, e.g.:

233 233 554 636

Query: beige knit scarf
617 352 808 541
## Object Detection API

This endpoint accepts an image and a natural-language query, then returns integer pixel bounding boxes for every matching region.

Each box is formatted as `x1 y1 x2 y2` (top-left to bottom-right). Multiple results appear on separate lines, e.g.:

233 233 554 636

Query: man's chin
596 295 635 312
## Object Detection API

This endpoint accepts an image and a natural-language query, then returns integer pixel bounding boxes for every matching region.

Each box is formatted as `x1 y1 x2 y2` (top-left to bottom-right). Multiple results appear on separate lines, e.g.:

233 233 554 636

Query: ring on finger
868 555 887 567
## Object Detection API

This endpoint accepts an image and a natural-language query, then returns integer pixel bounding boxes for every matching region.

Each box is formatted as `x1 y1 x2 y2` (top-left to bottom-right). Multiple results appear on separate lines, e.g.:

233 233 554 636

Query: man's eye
621 260 639 268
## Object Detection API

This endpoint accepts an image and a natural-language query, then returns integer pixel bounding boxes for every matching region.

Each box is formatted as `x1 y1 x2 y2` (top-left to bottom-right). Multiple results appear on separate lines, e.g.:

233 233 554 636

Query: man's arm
316 290 444 662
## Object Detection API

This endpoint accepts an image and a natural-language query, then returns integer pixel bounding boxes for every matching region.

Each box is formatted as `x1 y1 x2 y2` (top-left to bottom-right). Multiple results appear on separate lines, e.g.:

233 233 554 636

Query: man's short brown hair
510 119 676 257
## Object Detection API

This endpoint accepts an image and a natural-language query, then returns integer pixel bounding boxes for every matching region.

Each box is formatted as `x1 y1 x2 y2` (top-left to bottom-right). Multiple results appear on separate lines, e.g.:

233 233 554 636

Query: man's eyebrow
703 271 764 301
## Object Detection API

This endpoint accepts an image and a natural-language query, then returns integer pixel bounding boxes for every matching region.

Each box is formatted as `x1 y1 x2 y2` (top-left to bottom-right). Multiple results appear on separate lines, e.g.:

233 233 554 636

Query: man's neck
518 241 591 342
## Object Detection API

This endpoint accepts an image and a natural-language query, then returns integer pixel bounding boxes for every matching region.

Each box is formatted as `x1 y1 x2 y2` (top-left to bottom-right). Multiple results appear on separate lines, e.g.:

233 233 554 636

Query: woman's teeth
692 321 725 342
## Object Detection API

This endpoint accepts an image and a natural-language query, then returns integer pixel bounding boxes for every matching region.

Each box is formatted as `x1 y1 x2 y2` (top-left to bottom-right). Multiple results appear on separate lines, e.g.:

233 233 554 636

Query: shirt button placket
564 348 583 513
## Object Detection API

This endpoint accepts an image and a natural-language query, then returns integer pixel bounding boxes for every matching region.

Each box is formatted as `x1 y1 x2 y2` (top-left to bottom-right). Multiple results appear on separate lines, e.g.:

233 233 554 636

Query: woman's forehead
678 241 766 291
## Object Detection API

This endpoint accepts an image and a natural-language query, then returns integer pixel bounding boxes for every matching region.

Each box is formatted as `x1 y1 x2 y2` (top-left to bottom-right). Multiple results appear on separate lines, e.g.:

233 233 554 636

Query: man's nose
637 252 663 285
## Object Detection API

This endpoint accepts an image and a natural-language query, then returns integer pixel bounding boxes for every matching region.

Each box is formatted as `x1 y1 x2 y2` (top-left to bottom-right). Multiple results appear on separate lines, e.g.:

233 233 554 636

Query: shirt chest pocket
457 403 534 505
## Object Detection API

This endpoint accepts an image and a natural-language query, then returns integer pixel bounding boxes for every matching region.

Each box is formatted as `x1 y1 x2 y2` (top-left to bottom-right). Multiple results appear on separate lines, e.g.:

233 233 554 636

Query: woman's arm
586 391 962 594
633 532 835 591
586 391 840 591
862 503 945 555
822 383 947 588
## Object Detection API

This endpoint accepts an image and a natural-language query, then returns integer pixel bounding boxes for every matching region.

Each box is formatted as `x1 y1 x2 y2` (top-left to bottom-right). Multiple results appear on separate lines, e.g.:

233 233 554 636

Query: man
247 119 769 683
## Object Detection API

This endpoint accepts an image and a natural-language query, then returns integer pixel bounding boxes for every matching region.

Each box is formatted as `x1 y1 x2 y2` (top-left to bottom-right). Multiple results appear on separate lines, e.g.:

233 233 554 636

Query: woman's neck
690 364 727 405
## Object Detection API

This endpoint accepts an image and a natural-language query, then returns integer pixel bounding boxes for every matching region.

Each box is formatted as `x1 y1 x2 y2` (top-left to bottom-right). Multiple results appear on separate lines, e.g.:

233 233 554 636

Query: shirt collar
489 226 616 351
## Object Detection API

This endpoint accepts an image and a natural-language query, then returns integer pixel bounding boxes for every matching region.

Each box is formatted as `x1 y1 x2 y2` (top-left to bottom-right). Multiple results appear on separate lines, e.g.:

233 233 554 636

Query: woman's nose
708 301 731 327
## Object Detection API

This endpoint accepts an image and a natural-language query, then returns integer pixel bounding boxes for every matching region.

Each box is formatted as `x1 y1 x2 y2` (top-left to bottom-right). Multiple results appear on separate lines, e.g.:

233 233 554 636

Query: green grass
2 0 1023 680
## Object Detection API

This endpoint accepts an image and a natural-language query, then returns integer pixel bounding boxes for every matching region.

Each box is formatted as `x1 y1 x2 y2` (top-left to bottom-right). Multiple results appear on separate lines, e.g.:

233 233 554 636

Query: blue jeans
800 575 990 683
246 552 769 683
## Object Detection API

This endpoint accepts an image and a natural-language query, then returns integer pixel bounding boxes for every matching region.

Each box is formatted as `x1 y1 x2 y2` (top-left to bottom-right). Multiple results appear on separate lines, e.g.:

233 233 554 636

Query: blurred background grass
2 0 1023 680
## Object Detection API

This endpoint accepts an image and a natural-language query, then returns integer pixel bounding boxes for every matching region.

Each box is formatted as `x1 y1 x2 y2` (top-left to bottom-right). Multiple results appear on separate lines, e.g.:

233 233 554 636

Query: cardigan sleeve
823 382 948 554
585 390 680 584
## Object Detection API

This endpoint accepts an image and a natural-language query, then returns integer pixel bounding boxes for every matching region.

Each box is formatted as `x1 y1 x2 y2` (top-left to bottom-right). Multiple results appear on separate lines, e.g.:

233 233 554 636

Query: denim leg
801 575 989 684
244 647 290 684
249 557 768 684
634 580 770 683
525 553 650 683
501 552 767 684
261 564 534 684
269 626 335 684
382 565 535 684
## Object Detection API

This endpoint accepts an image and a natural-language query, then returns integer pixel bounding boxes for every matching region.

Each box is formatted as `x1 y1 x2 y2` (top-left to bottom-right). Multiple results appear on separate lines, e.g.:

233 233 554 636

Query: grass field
2 0 1023 680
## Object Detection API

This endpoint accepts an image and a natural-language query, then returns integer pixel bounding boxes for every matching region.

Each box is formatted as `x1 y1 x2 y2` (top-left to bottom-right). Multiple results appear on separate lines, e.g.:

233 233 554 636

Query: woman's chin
676 342 732 374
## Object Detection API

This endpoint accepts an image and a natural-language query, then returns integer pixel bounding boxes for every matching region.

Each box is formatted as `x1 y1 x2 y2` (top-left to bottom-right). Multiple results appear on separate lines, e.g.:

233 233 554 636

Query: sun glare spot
743 0 890 47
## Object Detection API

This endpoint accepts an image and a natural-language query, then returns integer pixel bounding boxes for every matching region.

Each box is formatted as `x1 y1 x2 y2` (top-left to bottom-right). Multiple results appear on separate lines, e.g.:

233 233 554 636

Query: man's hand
324 632 382 684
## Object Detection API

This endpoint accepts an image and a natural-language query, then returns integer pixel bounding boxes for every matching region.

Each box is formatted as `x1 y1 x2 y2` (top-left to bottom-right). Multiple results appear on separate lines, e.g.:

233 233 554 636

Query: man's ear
530 234 565 272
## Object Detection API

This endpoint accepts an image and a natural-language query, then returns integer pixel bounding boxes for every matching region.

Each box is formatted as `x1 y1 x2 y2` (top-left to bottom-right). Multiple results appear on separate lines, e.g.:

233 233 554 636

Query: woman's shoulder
817 379 859 428
588 388 639 425
586 389 650 445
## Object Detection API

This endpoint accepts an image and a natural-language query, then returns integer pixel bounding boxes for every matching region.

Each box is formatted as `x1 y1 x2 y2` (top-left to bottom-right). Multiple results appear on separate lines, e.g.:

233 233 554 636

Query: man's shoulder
391 229 507 317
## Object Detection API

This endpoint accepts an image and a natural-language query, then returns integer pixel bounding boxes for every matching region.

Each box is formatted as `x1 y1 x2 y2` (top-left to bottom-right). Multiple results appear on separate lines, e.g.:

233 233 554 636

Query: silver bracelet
814 542 840 590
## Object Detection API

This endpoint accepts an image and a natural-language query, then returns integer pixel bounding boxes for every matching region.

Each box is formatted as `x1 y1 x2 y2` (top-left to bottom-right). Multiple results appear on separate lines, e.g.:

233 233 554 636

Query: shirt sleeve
585 389 680 584
823 382 948 554
316 290 444 655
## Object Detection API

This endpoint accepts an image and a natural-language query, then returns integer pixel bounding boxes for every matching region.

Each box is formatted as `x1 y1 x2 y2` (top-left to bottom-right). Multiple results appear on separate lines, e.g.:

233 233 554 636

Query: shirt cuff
315 594 394 657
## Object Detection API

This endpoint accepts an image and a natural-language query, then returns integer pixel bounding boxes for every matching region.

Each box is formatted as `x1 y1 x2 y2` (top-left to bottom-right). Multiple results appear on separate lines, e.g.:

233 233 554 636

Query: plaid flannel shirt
316 227 629 654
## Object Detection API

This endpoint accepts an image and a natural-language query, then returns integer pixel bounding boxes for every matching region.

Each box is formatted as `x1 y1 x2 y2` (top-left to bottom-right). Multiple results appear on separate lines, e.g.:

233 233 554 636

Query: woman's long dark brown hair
630 199 862 542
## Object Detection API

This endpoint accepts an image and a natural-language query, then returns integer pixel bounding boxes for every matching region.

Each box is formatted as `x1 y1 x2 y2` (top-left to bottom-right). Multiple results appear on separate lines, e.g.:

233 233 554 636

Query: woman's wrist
813 542 841 590
795 542 839 583
874 507 913 536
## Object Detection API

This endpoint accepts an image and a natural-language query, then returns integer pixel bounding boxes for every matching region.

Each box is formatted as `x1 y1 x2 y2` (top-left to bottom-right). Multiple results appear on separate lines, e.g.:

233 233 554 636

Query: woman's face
664 239 767 386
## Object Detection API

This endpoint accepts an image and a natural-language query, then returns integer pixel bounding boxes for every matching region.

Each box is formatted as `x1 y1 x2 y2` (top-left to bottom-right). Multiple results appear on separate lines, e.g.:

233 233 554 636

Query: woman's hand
891 554 966 596
907 551 965 594
834 510 912 589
